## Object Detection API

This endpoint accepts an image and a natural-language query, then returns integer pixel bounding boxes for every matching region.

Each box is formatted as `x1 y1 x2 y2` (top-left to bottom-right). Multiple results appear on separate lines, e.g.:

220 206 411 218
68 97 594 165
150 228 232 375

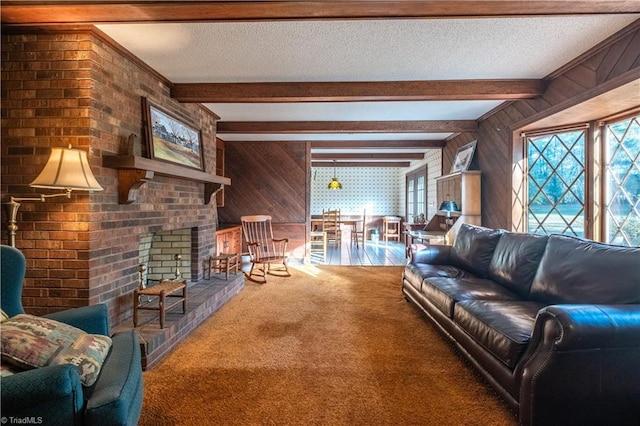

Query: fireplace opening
138 228 194 287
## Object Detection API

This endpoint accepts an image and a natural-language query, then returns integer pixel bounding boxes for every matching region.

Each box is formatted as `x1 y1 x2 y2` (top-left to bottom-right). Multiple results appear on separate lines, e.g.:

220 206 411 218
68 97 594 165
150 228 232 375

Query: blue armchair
1 245 143 425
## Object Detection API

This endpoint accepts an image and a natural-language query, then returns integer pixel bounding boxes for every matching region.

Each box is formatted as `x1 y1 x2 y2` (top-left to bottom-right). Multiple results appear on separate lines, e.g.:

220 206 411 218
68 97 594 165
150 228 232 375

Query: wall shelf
103 155 231 205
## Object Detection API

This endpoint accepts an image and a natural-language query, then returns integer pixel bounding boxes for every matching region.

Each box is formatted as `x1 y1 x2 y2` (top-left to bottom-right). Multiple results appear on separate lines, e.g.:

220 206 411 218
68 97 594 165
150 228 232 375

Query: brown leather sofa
402 223 640 426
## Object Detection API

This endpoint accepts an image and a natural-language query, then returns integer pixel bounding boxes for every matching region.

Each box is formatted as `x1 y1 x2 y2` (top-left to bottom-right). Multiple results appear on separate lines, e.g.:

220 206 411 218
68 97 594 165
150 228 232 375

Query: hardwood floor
310 237 407 266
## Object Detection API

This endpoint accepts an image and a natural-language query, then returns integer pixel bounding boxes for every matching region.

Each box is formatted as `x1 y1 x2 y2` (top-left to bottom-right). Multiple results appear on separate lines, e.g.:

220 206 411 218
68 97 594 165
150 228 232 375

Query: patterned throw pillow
0 363 19 377
1 309 9 322
0 314 112 386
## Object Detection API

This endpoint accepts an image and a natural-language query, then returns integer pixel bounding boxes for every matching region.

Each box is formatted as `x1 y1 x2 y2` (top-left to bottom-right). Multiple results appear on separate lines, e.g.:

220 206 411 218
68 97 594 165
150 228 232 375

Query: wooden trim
597 105 640 124
585 122 596 241
172 80 544 103
520 123 590 138
217 120 478 134
510 130 526 232
3 2 639 24
311 161 410 167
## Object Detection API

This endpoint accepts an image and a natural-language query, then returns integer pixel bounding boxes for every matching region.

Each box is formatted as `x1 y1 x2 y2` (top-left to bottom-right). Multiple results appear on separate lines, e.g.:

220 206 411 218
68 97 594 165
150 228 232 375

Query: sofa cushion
530 234 640 304
0 314 112 386
488 232 548 298
450 224 503 278
422 277 521 318
404 262 473 291
454 300 544 369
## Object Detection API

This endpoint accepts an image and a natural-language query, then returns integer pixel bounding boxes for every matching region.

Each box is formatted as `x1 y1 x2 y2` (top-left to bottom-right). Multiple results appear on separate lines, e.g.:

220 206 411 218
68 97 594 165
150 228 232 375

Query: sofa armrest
518 304 640 426
44 304 110 335
85 329 144 426
411 244 452 265
1 364 84 424
539 304 640 349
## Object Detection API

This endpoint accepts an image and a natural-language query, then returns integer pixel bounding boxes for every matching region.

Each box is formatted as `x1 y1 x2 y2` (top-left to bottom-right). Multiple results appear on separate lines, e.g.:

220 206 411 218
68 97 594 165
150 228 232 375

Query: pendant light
327 160 343 190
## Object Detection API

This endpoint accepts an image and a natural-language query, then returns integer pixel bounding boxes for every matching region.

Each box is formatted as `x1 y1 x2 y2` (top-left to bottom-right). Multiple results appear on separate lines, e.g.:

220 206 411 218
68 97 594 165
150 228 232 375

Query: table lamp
438 199 459 231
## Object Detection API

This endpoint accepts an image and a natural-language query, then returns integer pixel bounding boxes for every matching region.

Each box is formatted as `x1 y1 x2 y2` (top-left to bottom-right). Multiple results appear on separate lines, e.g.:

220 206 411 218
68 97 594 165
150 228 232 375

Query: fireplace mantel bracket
103 155 231 205
205 183 225 205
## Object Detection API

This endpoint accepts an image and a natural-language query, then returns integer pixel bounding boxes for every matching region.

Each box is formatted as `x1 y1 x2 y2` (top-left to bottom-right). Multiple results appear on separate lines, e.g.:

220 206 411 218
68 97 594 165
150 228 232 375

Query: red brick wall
1 27 219 326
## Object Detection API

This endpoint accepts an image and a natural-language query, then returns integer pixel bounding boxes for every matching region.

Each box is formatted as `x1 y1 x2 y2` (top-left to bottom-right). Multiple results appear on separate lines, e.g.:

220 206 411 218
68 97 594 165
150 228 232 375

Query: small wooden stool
205 253 239 280
133 279 187 329
383 216 402 243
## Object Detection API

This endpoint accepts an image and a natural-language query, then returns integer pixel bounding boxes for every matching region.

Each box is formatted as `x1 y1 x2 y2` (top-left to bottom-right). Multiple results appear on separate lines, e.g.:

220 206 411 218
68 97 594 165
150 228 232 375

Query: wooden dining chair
241 215 290 283
351 209 367 249
322 209 342 247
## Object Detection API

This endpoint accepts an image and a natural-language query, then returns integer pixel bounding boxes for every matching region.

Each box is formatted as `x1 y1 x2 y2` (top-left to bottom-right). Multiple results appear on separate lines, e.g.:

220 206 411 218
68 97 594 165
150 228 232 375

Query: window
526 128 586 237
604 114 640 246
406 166 427 223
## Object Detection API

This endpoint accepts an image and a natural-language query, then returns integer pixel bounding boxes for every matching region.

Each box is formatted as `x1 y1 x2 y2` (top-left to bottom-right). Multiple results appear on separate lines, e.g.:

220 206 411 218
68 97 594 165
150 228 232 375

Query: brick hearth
114 274 244 370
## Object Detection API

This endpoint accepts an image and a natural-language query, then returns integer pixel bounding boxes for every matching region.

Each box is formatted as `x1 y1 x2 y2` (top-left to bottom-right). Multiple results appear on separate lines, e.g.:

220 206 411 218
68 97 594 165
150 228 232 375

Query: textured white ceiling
97 15 639 157
99 16 637 82
203 100 502 122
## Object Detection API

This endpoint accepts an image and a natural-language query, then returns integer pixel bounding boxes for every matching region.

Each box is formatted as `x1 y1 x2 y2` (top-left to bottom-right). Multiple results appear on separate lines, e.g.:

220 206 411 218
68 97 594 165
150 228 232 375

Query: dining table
311 217 362 232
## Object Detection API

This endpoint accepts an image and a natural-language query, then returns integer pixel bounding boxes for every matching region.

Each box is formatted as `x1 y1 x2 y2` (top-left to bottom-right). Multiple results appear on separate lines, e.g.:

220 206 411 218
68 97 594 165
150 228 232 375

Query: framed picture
450 140 477 173
143 98 204 170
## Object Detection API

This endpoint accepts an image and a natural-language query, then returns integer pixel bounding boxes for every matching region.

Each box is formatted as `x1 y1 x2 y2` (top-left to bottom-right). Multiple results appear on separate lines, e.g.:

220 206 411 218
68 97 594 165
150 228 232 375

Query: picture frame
450 140 477 173
143 98 204 171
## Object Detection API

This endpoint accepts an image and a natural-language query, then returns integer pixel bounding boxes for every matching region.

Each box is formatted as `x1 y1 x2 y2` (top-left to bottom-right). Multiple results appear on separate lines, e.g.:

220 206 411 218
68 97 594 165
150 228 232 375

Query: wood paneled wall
444 20 640 231
219 141 310 258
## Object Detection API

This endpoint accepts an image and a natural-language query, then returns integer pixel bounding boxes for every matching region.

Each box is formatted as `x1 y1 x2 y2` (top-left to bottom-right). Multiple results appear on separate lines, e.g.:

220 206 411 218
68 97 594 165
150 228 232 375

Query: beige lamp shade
29 146 103 191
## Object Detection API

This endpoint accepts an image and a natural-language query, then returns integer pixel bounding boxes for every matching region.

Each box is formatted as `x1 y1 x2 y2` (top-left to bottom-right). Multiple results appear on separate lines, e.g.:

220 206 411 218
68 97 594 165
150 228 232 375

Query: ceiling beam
173 80 545 102
3 1 639 24
217 120 478 134
312 161 411 168
312 153 425 160
310 140 446 149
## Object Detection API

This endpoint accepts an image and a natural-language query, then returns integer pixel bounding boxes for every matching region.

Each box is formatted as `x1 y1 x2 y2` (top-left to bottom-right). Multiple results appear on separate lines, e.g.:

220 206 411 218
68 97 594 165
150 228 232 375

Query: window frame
599 111 640 246
523 124 591 238
405 165 428 223
515 109 640 246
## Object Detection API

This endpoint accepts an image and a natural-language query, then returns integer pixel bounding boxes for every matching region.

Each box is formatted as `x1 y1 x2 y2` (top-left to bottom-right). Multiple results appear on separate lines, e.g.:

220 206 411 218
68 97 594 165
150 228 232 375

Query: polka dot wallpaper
311 150 442 219
311 167 402 216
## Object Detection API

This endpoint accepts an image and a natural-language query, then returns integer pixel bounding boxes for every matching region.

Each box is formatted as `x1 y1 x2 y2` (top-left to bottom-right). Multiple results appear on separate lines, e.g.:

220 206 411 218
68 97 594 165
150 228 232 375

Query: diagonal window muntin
526 128 586 237
604 114 640 247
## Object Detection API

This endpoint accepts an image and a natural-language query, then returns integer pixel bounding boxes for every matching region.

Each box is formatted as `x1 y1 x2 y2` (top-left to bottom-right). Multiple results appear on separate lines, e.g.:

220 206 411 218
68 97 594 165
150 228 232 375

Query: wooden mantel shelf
103 155 231 205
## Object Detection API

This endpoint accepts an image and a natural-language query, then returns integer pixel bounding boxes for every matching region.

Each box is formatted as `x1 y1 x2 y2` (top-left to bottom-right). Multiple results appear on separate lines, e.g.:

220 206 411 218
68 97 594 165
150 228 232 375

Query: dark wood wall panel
219 141 309 258
220 141 308 223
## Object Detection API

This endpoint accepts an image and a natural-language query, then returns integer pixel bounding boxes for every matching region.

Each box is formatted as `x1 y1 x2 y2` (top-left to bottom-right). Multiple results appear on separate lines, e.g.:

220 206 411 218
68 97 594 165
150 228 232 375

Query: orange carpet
140 265 517 425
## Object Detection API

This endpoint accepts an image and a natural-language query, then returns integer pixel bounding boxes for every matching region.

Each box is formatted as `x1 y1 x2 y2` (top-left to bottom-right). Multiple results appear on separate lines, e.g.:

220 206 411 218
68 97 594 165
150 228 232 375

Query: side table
133 279 187 329
205 253 239 280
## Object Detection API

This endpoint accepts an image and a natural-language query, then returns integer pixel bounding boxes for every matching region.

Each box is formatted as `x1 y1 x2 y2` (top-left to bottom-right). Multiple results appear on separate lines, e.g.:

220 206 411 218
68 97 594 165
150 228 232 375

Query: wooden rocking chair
241 215 290 283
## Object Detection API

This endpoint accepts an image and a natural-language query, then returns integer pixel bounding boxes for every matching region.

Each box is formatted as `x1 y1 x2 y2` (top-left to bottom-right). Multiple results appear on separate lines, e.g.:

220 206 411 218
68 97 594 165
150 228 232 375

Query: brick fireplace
1 27 227 327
